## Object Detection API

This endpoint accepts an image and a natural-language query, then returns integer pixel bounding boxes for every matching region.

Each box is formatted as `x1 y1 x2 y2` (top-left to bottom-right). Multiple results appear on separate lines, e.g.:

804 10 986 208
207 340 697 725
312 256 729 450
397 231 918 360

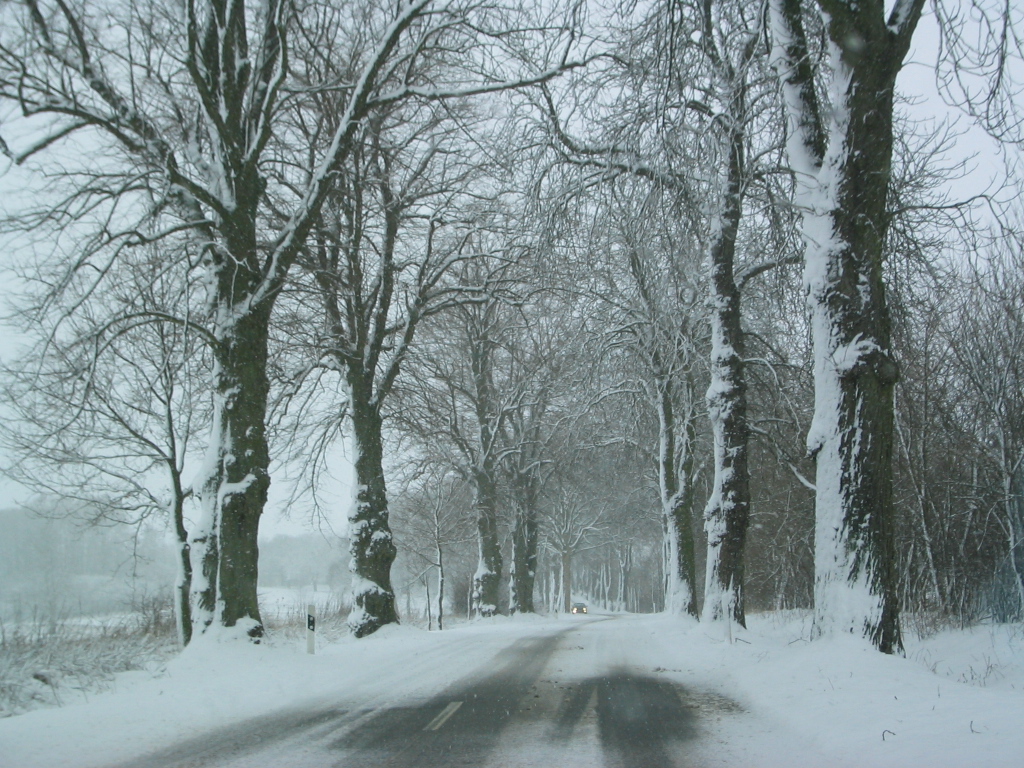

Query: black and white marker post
306 603 316 655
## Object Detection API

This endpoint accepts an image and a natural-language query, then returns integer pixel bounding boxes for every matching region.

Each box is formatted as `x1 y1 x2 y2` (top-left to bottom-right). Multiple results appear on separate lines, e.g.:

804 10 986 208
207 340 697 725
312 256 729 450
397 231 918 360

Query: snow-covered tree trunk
658 378 699 617
436 544 446 630
469 316 503 618
346 376 399 637
472 464 503 617
702 121 751 628
191 298 272 639
170 472 193 646
771 0 924 653
561 552 573 613
509 471 540 614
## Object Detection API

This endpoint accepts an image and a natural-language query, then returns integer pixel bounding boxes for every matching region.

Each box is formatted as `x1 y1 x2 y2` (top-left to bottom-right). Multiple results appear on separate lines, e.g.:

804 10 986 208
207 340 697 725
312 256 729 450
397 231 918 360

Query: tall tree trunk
617 544 632 612
771 0 923 653
561 552 572 613
346 374 399 637
702 122 752 628
804 26 903 656
470 321 503 617
436 545 445 630
191 302 271 639
659 377 699 617
625 243 701 618
170 471 192 646
472 466 502 617
509 472 540 614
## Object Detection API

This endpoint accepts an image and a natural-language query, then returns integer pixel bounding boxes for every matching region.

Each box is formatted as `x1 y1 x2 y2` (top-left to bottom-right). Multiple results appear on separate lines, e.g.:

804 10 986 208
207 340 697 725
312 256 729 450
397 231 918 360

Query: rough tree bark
771 0 924 653
659 375 700 617
470 317 503 617
509 474 541 614
346 373 399 636
702 117 752 628
191 290 273 638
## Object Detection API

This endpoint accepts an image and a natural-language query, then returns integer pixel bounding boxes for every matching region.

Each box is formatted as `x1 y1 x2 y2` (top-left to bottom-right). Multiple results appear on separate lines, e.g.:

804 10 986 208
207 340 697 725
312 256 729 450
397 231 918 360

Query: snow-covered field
0 611 1020 767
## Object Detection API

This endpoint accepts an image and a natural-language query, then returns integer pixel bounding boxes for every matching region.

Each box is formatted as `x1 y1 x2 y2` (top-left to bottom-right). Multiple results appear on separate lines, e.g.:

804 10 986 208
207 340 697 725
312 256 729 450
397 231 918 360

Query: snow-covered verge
0 614 177 718
634 612 1024 768
0 611 1021 767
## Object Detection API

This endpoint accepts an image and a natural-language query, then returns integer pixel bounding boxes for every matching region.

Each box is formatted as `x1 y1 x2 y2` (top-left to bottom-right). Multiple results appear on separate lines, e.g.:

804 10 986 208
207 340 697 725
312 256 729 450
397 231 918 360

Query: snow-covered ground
0 611 1020 767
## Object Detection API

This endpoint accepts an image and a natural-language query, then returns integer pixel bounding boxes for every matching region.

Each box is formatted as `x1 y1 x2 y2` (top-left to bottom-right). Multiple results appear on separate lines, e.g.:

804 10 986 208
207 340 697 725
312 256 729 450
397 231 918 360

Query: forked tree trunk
771 0 922 653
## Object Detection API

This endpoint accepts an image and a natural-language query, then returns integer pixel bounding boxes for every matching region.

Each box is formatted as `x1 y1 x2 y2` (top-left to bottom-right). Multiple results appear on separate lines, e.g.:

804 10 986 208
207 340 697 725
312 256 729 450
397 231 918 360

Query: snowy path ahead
2 612 1022 767
112 615 752 768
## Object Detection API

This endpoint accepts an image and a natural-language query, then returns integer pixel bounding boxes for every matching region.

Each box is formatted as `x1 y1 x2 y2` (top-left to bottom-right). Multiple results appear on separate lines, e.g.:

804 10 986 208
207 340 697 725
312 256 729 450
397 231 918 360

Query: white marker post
306 603 316 655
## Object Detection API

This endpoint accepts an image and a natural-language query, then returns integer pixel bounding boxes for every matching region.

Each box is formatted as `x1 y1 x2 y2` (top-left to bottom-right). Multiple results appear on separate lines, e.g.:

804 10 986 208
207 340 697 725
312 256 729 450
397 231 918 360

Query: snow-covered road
2 612 1022 767
113 615 765 768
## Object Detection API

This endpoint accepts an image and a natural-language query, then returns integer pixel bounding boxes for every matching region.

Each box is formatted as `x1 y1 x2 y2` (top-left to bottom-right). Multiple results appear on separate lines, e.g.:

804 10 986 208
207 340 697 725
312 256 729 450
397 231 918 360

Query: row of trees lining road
0 0 578 641
1 0 1022 653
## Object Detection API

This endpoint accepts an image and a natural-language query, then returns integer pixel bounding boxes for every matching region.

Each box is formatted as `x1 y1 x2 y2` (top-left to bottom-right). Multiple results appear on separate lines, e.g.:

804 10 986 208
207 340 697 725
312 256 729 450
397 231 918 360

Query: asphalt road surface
117 615 743 768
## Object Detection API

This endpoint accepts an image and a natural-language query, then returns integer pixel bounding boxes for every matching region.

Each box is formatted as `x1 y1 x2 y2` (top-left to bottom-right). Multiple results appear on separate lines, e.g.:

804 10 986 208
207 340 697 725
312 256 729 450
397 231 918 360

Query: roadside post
306 603 316 655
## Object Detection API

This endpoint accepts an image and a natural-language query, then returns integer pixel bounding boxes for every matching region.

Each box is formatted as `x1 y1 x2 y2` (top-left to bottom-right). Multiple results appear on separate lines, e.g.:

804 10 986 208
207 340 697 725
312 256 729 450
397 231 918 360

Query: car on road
571 602 587 614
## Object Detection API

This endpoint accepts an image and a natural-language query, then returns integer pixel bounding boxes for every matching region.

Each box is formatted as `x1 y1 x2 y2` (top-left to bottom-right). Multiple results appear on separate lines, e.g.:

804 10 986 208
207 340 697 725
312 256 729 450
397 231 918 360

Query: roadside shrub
0 600 177 717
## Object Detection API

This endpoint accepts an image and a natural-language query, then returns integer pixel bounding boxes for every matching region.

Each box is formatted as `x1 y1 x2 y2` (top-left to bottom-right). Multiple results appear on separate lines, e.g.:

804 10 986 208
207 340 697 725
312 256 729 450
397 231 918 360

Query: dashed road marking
423 701 463 731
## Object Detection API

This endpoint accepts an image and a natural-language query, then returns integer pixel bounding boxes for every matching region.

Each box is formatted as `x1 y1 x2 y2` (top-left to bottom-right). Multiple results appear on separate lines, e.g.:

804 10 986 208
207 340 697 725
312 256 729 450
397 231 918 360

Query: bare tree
391 468 473 630
0 0 578 639
615 205 705 619
537 0 793 625
543 488 608 613
1 242 208 645
504 299 579 615
949 241 1024 617
392 285 520 618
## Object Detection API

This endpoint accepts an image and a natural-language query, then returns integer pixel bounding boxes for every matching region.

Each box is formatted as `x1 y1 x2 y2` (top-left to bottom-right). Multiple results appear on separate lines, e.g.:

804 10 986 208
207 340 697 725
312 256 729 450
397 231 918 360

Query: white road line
423 701 463 731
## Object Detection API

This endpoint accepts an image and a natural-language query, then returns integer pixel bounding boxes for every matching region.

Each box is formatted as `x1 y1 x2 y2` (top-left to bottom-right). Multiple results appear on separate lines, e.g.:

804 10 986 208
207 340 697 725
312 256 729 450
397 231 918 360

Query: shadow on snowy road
554 670 714 768
329 630 570 767
112 620 742 768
